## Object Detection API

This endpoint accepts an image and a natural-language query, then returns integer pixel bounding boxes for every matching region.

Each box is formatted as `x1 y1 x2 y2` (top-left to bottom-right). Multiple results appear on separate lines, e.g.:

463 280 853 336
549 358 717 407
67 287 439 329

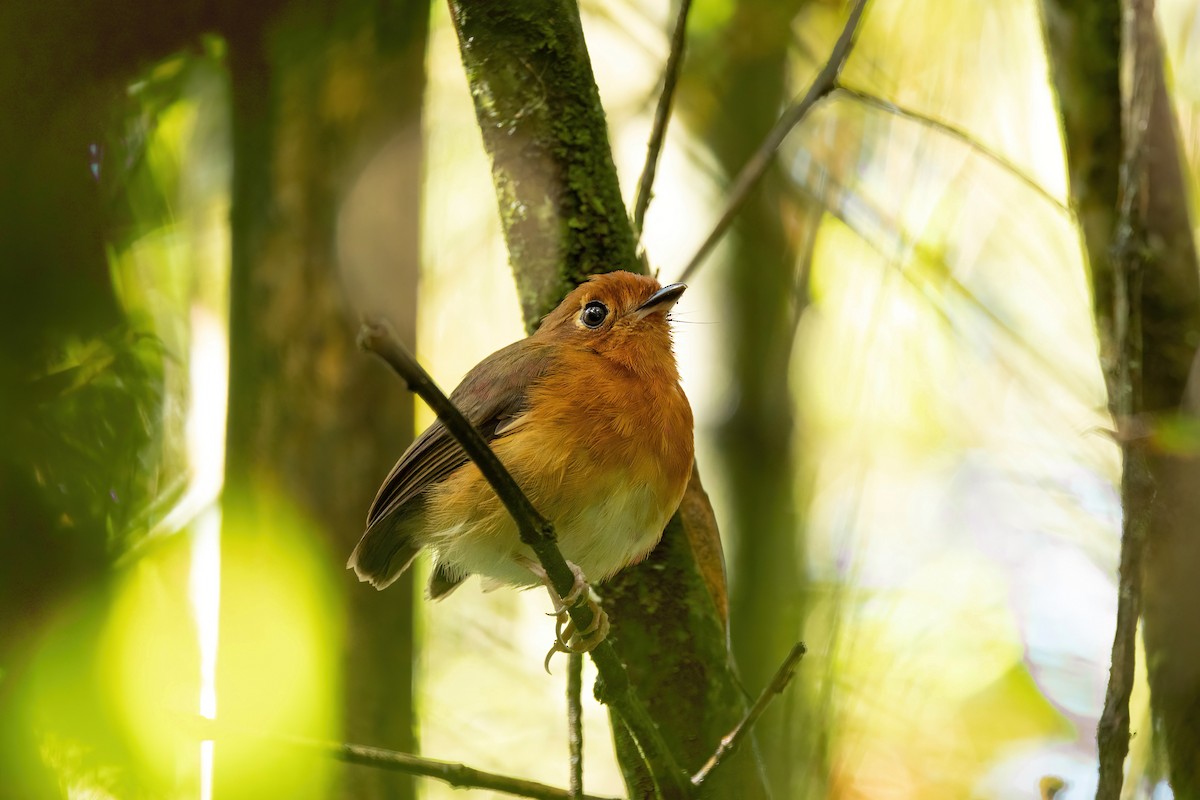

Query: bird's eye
580 301 608 329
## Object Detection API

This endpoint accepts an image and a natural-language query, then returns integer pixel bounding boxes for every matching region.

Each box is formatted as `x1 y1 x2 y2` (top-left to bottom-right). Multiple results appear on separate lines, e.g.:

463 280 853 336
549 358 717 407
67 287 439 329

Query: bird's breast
504 362 693 578
426 354 695 587
527 360 692 490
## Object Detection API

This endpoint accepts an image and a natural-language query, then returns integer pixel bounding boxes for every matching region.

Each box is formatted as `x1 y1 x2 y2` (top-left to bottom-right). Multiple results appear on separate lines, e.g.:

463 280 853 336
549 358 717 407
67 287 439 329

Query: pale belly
425 467 678 589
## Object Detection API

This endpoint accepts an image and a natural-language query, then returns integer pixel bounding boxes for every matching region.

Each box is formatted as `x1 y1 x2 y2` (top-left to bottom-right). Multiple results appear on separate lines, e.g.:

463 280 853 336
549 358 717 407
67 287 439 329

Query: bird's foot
550 559 589 614
543 596 610 672
532 559 609 672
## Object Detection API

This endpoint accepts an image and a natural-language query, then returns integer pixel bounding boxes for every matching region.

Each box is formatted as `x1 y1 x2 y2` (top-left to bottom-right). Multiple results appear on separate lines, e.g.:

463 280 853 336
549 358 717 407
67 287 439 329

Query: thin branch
1095 3 1157 797
336 742 604 800
357 321 690 800
632 0 693 237
568 652 584 799
780 150 1099 410
188 718 618 800
676 0 870 283
690 642 807 788
830 84 1069 213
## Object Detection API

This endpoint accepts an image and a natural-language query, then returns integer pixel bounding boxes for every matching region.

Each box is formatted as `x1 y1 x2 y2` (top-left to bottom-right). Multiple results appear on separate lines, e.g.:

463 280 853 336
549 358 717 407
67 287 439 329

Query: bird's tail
347 505 422 590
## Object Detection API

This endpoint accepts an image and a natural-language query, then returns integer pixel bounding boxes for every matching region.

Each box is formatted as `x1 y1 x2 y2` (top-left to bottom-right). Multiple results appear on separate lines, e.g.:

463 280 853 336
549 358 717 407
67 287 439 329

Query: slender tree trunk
1124 3 1200 795
1038 0 1200 795
445 3 763 797
696 2 823 796
221 3 429 798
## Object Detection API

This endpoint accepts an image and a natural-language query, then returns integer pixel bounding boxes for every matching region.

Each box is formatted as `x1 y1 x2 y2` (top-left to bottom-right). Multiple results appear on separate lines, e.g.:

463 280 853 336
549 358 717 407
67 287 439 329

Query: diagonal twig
830 84 1068 213
690 642 807 788
677 0 870 282
357 321 690 800
779 147 1098 409
568 652 584 799
187 717 618 800
633 0 694 237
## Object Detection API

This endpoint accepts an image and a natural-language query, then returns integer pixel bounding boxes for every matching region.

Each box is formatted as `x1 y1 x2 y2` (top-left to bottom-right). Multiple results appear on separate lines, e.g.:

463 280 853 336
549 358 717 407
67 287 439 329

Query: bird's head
537 271 685 380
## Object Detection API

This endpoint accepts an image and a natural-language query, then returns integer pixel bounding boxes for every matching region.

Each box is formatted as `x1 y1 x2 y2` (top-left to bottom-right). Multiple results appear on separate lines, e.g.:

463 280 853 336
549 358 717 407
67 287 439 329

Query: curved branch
189 717 618 800
676 0 870 282
830 84 1068 213
336 740 614 800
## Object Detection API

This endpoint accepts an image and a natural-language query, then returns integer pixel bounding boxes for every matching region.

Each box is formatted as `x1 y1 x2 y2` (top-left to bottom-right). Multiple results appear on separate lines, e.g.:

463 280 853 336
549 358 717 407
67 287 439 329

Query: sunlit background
5 0 1200 798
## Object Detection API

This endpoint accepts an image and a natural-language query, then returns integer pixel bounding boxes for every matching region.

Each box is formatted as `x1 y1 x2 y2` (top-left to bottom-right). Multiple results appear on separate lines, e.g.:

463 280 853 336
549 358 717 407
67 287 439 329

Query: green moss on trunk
447 1 638 330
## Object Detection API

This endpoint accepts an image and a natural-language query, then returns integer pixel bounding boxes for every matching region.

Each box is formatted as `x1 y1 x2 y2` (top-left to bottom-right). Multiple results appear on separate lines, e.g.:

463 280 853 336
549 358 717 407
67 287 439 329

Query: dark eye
580 301 608 329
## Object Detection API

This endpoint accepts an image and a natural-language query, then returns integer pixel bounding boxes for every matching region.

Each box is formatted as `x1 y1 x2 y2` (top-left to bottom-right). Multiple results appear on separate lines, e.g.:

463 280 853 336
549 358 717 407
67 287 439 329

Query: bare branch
830 84 1069 213
188 718 618 800
568 652 584 799
357 321 690 799
676 0 870 282
1094 2 1158 796
690 642 807 788
632 0 693 237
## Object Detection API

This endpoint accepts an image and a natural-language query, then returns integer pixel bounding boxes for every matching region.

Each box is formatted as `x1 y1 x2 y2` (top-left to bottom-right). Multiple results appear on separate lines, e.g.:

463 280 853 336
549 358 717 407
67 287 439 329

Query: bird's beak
633 283 686 319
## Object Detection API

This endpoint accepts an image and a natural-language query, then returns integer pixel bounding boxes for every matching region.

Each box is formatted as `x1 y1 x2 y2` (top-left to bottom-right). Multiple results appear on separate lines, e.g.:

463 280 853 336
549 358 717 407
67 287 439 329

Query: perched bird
349 271 694 652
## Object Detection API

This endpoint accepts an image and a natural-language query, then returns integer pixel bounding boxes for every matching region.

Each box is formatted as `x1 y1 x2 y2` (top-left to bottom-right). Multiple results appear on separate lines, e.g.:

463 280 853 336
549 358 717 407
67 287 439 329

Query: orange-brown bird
348 271 694 652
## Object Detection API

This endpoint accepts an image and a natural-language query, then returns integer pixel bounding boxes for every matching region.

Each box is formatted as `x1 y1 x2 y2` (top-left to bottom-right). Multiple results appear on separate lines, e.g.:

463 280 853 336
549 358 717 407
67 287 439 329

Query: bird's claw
548 560 589 615
542 582 610 673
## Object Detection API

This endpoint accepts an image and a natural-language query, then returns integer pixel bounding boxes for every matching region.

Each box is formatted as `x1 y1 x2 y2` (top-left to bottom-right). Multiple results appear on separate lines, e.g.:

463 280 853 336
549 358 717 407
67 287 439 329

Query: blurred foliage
24 325 169 555
1 43 229 797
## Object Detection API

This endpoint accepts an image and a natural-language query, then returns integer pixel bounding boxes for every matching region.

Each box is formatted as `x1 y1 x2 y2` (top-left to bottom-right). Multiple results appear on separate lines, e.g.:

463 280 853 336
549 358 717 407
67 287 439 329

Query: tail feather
347 504 423 590
427 562 467 600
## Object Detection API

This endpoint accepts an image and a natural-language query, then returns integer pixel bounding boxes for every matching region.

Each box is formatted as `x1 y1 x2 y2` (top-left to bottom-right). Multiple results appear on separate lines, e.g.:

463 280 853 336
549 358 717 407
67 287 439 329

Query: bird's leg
521 557 610 671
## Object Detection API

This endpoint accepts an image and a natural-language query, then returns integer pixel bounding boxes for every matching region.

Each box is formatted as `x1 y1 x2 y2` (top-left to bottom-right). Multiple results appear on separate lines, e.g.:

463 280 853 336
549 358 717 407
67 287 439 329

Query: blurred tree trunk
695 2 824 797
445 2 764 798
0 2 223 795
0 12 122 794
1038 0 1200 795
221 2 429 798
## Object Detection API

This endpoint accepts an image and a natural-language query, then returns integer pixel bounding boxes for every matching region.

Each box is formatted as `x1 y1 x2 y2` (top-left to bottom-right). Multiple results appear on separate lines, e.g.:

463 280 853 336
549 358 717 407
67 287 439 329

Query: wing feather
364 339 554 531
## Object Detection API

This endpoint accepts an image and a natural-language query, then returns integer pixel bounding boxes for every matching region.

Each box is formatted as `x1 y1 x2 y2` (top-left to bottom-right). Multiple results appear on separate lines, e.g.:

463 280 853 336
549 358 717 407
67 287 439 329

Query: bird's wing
365 338 554 530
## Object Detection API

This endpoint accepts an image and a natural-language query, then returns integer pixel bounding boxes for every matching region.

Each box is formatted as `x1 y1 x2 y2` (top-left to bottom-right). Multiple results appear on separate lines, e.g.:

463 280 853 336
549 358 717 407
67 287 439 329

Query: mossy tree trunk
1038 0 1200 795
221 2 429 798
446 2 765 798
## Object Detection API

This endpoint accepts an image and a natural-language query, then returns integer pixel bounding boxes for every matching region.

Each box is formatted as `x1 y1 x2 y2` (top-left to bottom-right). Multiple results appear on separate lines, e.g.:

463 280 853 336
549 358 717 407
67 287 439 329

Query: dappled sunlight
823 556 1075 798
213 491 343 798
99 536 202 780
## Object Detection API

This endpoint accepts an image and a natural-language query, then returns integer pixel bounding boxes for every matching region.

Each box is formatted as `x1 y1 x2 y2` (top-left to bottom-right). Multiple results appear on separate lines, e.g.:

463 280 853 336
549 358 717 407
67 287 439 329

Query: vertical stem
692 1 829 795
632 0 693 237
1040 0 1200 793
568 653 584 800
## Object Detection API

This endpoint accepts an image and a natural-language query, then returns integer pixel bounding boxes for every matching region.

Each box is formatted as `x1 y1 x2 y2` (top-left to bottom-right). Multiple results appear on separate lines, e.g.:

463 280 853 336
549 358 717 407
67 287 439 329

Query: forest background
3 0 1200 798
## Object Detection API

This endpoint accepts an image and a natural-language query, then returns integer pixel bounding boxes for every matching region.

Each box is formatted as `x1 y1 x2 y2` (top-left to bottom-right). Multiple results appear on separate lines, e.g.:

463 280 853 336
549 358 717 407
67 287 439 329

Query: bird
348 270 694 655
